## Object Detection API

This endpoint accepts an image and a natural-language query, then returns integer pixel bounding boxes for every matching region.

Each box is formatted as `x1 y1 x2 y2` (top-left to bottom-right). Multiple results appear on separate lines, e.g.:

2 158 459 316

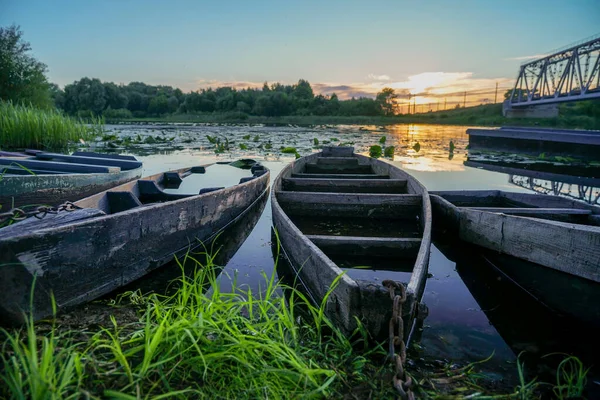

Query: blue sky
1 0 598 102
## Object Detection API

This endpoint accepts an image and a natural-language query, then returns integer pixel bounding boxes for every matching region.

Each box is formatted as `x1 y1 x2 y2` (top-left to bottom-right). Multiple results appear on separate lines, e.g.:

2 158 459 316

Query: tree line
50 78 397 119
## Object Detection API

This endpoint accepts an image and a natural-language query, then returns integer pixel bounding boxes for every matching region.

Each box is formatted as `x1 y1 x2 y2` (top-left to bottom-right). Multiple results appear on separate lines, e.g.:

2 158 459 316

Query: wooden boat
0 150 143 209
0 161 269 324
431 190 600 283
271 147 431 339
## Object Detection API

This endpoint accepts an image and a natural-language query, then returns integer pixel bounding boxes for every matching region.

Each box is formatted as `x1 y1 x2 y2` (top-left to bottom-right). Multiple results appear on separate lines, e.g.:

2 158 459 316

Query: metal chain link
0 201 82 224
383 279 415 400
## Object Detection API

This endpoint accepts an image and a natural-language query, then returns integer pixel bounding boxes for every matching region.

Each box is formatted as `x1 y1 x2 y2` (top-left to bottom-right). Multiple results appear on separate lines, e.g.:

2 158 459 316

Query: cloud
367 74 391 81
191 72 514 104
505 54 549 61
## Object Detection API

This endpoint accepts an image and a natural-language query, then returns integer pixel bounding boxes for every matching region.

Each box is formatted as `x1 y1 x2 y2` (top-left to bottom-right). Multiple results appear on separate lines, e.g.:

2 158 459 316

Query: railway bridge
503 33 600 118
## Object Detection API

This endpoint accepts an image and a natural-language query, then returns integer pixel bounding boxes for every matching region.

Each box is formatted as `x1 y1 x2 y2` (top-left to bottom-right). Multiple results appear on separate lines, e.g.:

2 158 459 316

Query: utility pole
494 82 498 103
437 102 440 111
444 98 447 110
463 91 467 108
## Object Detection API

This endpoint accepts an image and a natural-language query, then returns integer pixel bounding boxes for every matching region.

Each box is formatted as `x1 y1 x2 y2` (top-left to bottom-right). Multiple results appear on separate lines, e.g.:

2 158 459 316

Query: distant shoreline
104 104 598 130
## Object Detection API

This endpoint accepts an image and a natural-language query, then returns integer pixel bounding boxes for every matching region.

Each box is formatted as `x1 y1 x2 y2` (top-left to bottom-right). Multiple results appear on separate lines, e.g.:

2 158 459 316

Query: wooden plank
466 127 600 146
0 158 120 174
321 147 354 157
467 207 592 215
72 151 138 161
316 157 359 166
36 152 142 171
304 163 373 174
0 209 106 240
292 173 389 179
277 191 421 218
307 235 421 257
283 178 407 193
0 167 67 175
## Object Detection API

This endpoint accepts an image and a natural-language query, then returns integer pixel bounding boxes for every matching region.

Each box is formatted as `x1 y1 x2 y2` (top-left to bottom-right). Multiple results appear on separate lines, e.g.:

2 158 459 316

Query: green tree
0 24 51 108
376 87 397 116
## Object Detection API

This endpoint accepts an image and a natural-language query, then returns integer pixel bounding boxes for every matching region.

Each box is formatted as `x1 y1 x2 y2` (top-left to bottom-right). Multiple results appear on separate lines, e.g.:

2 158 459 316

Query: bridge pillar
502 101 559 118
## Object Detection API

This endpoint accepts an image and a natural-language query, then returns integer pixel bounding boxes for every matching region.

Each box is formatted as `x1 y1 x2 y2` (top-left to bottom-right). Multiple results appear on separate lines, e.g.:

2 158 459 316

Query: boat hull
0 166 269 324
272 150 431 339
431 190 600 283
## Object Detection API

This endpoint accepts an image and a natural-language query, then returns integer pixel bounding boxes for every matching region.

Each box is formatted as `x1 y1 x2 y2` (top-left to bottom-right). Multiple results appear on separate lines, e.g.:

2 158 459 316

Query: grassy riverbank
112 103 600 130
0 245 591 399
0 102 103 150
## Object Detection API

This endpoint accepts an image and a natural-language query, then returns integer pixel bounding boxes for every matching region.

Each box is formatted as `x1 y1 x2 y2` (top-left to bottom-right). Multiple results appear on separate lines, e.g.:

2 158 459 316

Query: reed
0 101 103 150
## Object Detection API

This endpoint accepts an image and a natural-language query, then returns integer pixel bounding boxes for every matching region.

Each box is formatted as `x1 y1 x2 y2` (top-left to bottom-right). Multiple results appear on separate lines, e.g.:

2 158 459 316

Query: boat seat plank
0 208 106 240
304 164 373 174
72 151 138 161
36 152 142 171
316 157 359 166
307 235 422 257
321 147 354 157
291 173 390 179
0 158 120 174
283 178 407 193
467 207 592 215
278 192 422 218
137 180 190 203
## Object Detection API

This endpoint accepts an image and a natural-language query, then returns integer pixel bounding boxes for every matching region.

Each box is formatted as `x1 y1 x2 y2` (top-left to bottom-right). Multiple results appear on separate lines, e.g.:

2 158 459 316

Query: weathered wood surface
322 146 354 157
291 173 390 179
271 147 431 339
307 235 422 257
35 152 142 170
304 163 374 174
0 157 120 173
316 157 359 165
72 151 137 161
0 166 143 209
277 192 422 218
0 209 106 239
431 191 600 283
282 177 407 193
0 164 270 325
459 209 600 283
468 207 591 215
467 127 600 146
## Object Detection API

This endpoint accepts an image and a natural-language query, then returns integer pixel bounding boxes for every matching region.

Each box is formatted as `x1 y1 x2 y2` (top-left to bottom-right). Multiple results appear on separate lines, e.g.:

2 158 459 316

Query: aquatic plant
0 101 101 150
281 147 297 154
379 136 386 144
239 143 248 150
384 146 394 158
369 145 382 158
547 354 590 399
412 142 421 152
313 138 319 146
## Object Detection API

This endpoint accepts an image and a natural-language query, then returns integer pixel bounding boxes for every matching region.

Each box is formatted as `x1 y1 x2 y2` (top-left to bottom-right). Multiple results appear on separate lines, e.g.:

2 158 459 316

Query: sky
1 0 599 108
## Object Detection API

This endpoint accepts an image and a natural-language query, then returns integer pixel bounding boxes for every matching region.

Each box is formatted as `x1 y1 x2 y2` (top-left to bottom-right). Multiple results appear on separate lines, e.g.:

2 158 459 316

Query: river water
100 122 600 392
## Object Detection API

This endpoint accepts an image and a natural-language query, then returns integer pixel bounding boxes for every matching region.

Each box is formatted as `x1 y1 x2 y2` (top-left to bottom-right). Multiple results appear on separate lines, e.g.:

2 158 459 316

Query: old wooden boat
431 190 600 283
0 150 143 209
0 161 269 324
271 147 431 339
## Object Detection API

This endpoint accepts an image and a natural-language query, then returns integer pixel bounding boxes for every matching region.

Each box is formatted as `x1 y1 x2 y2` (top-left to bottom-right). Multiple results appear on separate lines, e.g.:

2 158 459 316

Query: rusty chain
383 279 415 400
0 201 82 224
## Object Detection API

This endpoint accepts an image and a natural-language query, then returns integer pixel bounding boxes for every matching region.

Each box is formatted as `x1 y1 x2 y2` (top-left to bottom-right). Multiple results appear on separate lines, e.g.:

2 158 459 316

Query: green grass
0 243 394 399
0 101 103 150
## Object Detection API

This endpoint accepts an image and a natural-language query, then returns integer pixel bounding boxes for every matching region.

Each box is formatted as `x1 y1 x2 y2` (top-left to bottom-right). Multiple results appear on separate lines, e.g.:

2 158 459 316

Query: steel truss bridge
505 33 600 109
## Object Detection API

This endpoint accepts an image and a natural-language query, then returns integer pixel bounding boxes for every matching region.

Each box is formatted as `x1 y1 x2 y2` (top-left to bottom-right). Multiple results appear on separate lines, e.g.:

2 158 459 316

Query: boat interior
432 190 600 226
278 147 425 277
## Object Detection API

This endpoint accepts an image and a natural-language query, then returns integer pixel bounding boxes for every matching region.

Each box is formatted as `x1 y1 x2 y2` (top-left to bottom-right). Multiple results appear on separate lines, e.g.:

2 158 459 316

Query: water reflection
465 157 600 205
433 237 600 396
99 122 600 391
